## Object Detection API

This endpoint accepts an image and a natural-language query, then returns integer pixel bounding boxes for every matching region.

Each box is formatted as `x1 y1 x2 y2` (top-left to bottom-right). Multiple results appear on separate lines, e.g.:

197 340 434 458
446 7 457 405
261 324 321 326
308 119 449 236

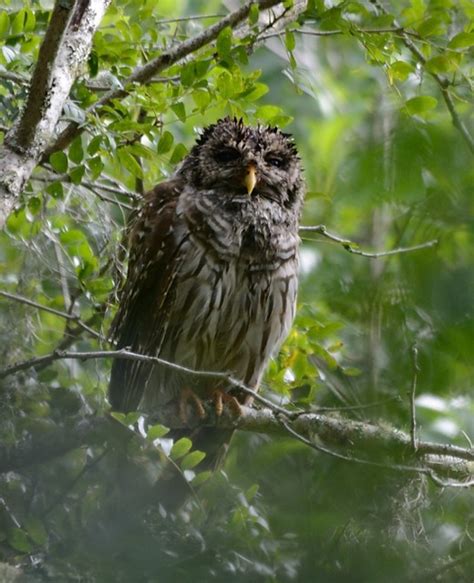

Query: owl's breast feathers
109 177 299 413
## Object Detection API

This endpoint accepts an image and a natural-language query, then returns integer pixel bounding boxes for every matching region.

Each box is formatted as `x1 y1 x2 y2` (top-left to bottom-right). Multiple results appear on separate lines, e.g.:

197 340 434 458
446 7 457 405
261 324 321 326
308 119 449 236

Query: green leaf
425 55 460 74
216 70 233 99
191 470 212 486
192 89 211 110
88 50 99 77
25 517 47 546
0 11 10 37
7 528 32 553
45 181 64 199
49 151 68 173
117 148 143 178
416 17 445 37
88 156 104 179
171 102 186 122
157 130 174 154
256 104 283 122
285 29 296 51
24 9 36 32
11 10 25 35
181 450 206 470
87 135 103 155
169 143 187 164
170 437 192 460
86 276 114 300
28 196 41 216
388 60 415 81
147 424 169 440
249 4 259 25
246 483 259 501
180 62 195 87
60 229 87 246
242 82 269 101
448 32 474 50
405 95 438 115
109 412 126 423
216 26 232 59
69 165 85 185
69 137 84 164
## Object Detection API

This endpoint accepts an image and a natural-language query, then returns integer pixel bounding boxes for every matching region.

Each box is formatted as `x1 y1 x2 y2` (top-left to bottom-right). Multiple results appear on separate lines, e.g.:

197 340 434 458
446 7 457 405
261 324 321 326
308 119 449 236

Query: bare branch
299 225 438 258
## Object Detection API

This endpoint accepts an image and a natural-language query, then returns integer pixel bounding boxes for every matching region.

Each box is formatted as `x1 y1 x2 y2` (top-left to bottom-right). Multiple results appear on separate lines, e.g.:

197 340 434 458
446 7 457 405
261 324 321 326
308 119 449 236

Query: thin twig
0 290 101 340
260 26 414 40
299 225 438 258
409 344 419 451
156 14 225 24
0 70 29 84
85 76 180 91
33 171 140 201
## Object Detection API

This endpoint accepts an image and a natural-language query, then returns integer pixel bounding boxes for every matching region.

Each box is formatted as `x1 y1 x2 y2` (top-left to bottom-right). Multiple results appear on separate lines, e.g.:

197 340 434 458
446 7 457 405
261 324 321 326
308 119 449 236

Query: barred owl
109 117 304 476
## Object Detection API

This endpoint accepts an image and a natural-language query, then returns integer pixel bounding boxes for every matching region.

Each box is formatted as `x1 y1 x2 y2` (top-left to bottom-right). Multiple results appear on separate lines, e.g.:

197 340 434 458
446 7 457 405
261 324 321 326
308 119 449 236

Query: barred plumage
109 117 304 477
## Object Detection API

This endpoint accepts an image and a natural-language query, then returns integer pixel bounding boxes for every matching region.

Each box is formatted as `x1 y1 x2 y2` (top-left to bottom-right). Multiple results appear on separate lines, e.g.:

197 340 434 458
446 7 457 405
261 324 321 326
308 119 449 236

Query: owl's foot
179 388 206 424
213 390 242 417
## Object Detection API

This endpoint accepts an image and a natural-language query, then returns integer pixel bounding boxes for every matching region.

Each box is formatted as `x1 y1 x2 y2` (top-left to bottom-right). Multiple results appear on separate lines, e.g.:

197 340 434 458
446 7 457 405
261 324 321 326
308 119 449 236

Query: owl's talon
179 388 206 424
212 390 242 418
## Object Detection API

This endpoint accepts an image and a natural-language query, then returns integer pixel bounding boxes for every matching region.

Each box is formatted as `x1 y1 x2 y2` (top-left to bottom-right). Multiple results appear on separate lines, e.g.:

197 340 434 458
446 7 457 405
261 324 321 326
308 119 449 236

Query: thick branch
13 1 76 150
1 407 472 485
0 0 110 228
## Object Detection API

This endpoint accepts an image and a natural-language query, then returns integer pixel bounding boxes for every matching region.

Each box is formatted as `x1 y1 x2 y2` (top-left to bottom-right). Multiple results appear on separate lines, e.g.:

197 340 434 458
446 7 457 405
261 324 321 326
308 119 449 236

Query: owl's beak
244 163 257 195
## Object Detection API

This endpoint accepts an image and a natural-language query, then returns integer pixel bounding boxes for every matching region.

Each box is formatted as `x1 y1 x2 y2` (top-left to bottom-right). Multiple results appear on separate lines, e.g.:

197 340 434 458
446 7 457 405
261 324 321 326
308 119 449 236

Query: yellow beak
244 163 257 195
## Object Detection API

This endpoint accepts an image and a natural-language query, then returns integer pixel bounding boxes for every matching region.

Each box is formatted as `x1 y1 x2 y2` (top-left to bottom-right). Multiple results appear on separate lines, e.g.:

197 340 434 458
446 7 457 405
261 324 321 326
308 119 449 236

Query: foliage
0 0 473 581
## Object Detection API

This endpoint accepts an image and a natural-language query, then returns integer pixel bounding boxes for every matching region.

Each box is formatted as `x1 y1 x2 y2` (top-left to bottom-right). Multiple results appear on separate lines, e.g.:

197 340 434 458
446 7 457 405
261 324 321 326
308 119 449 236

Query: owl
109 117 304 475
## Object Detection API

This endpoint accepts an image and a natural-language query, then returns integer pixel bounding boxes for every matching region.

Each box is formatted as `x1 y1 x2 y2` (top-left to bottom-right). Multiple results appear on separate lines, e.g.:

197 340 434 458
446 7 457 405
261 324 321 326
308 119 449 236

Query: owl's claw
179 388 206 424
212 390 242 418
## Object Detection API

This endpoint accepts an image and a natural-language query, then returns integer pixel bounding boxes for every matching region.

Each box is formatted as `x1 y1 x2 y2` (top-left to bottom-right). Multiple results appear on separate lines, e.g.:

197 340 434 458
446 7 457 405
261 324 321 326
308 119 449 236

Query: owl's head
178 117 303 209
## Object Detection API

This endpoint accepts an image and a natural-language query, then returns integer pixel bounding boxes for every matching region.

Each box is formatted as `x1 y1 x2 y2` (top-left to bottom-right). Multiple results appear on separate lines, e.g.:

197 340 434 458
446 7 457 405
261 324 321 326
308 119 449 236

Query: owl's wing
108 177 184 412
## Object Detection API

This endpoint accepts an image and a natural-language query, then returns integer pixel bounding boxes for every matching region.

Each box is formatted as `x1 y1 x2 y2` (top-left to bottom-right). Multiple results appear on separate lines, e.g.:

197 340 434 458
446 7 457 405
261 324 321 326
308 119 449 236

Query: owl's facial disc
182 117 302 207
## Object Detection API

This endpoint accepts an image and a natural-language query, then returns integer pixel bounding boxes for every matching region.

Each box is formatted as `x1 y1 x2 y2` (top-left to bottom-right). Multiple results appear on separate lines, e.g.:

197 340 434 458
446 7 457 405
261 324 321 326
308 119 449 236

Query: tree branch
0 0 110 229
1 406 472 486
299 225 438 258
0 347 472 485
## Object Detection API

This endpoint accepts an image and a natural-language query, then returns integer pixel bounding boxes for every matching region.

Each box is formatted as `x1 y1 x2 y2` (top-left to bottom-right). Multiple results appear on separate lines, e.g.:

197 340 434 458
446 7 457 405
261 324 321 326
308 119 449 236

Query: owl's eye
265 156 284 168
214 147 241 163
